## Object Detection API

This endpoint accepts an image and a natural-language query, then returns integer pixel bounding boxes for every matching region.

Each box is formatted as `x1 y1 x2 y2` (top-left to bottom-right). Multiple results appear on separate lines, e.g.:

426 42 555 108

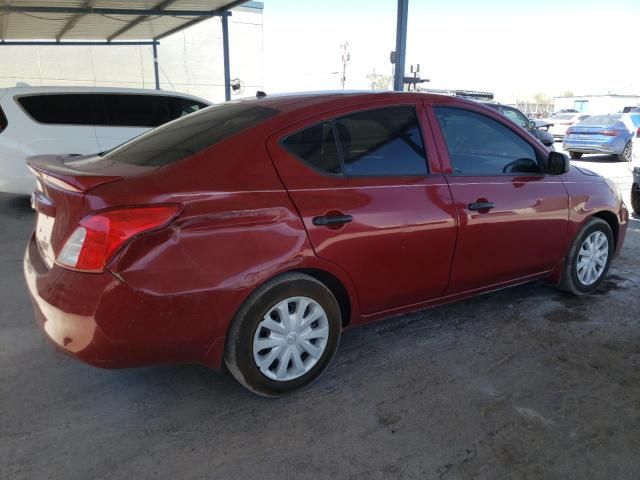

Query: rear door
14 93 101 155
268 101 457 316
428 102 569 294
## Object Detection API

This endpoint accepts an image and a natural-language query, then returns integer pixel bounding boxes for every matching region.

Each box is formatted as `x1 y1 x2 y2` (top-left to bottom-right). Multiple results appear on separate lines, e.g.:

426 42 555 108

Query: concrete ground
1 160 639 479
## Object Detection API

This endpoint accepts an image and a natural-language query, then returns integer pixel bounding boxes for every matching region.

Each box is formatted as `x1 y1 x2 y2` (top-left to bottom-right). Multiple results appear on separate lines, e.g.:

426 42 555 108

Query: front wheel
225 273 342 397
618 141 632 162
558 218 614 295
569 151 583 160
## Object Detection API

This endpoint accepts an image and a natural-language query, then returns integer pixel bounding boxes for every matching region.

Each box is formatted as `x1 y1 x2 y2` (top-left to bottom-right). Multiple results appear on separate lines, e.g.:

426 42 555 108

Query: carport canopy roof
0 0 247 42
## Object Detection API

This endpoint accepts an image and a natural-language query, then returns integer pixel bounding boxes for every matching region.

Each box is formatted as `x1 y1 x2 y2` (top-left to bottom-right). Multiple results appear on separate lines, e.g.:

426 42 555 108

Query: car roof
228 90 486 116
0 86 210 104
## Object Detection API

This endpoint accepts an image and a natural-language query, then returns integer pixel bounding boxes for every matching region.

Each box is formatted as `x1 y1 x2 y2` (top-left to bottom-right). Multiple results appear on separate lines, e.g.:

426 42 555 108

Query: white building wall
0 5 263 104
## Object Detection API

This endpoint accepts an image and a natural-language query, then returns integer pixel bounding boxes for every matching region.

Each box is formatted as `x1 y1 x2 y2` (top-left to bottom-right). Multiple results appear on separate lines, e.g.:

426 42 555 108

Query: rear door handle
468 202 495 211
312 214 353 226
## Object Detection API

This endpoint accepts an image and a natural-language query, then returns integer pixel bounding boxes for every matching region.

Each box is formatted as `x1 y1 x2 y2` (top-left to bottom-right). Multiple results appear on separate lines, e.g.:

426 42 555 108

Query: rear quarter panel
93 130 360 366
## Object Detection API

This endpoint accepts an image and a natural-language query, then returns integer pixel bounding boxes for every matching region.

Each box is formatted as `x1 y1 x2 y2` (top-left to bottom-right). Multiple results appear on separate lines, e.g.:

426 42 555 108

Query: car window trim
279 104 432 179
430 104 548 176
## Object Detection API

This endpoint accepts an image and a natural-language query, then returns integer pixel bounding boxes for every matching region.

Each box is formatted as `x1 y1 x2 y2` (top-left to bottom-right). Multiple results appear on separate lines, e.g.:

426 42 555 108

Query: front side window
434 107 539 175
282 106 428 176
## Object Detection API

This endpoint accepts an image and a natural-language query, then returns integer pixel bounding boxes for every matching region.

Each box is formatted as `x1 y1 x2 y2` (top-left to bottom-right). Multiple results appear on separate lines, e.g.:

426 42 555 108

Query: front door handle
312 214 353 226
468 202 495 211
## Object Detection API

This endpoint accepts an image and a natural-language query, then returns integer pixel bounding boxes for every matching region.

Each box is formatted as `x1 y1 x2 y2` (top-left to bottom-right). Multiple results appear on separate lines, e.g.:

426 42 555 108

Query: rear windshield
104 102 279 166
579 114 621 126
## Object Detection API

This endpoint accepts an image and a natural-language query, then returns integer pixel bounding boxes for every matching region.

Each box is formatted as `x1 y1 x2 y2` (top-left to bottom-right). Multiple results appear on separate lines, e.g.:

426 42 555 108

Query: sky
262 0 640 102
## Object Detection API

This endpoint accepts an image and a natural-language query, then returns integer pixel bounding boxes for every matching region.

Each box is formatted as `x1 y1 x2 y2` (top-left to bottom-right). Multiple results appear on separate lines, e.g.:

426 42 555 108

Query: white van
0 86 210 195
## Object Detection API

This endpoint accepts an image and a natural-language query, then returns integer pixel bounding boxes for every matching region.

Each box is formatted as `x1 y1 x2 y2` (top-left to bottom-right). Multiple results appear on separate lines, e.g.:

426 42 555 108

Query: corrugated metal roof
0 0 248 41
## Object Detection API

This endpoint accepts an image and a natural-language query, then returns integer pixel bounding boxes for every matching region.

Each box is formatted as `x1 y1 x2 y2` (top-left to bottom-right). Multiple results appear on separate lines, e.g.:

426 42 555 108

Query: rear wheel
618 141 632 162
225 273 342 397
558 218 614 295
569 151 583 160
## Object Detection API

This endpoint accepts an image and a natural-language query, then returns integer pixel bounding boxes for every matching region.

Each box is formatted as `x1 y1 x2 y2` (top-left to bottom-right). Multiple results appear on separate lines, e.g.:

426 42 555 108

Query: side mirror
529 120 537 129
548 151 570 175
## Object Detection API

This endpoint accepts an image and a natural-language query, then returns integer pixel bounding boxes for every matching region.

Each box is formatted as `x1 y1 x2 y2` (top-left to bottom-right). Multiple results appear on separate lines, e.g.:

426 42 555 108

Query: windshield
104 102 279 166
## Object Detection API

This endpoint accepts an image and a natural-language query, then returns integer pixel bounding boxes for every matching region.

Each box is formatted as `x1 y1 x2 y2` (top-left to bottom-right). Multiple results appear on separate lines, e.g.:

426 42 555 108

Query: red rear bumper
24 234 220 369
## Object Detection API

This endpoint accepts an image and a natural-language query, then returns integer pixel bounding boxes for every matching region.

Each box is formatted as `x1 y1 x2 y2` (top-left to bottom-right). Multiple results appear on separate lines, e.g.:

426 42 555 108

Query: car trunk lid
27 154 154 269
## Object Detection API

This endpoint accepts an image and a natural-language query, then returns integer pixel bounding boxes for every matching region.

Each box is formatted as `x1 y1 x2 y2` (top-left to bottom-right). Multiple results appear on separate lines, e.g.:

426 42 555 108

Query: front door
429 104 569 294
268 102 457 316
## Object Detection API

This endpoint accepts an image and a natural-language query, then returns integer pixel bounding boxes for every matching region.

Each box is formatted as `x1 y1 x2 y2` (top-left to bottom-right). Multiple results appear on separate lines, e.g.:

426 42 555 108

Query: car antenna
256 90 267 99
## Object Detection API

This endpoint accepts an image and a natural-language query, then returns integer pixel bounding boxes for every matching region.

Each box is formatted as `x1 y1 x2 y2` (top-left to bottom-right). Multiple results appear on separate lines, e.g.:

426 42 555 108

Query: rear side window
0 105 7 132
167 97 209 118
336 107 427 176
18 94 100 125
104 102 278 166
102 94 172 127
282 121 340 174
100 94 208 127
282 106 428 176
434 106 539 175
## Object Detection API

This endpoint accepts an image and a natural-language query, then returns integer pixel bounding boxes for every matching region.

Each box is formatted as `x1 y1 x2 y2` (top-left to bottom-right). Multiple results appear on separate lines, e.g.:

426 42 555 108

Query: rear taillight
601 130 620 136
57 205 180 272
636 127 640 138
565 128 574 136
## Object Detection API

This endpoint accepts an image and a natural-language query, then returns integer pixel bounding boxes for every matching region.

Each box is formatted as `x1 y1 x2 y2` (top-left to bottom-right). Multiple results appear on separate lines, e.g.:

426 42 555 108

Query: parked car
632 127 640 214
547 113 591 140
632 167 640 215
552 109 578 116
0 86 210 195
482 103 555 149
563 113 639 161
24 92 628 396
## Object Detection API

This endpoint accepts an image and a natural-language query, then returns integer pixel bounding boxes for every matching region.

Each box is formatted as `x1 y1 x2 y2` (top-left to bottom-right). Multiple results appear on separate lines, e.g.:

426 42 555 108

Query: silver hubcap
624 142 632 161
576 231 609 286
253 296 329 382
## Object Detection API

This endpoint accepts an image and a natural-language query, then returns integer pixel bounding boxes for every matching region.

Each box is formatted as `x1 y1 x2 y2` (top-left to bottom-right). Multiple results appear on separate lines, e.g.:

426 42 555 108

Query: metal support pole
393 0 409 92
221 12 231 101
152 41 160 90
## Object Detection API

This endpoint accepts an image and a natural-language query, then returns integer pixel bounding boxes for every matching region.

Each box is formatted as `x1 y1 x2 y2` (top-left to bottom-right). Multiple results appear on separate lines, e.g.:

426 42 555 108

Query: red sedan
24 92 628 396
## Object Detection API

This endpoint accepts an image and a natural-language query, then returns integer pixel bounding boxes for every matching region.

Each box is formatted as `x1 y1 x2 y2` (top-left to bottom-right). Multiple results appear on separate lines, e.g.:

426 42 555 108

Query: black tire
618 141 632 162
558 218 614 295
569 151 583 160
225 273 342 397
632 186 640 216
